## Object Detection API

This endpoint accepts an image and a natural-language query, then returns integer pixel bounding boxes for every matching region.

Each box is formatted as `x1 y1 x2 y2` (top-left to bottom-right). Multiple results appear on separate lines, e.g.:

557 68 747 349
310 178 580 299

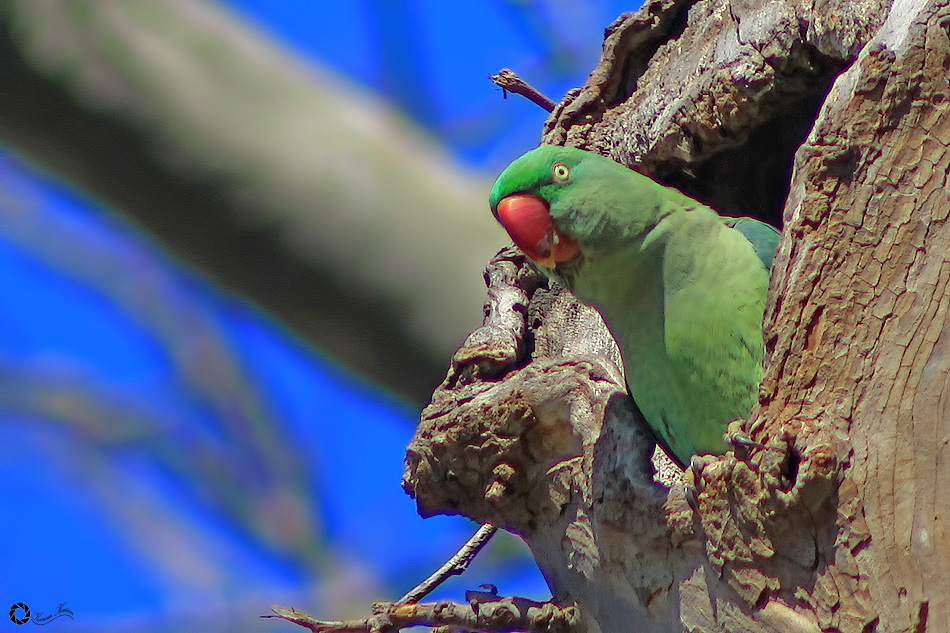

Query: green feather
490 145 779 465
723 216 781 270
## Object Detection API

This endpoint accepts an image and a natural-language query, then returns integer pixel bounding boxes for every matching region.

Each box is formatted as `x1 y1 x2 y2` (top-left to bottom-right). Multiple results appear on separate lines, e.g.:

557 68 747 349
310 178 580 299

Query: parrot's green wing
723 216 781 271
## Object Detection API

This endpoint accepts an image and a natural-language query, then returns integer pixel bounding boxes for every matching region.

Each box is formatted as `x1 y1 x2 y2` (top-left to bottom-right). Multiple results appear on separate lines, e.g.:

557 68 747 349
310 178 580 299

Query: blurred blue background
0 2 635 631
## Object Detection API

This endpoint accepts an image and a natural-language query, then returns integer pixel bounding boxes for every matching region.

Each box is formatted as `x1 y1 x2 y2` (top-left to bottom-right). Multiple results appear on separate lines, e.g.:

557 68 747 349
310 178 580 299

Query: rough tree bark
404 1 950 631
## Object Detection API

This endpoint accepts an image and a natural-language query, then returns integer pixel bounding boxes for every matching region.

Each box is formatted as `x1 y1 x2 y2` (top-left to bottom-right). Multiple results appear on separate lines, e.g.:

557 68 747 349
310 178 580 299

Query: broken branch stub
403 247 658 530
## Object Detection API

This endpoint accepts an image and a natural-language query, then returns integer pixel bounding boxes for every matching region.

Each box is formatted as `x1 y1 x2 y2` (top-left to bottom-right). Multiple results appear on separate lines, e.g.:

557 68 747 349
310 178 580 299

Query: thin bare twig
490 68 557 112
263 525 584 633
395 523 498 605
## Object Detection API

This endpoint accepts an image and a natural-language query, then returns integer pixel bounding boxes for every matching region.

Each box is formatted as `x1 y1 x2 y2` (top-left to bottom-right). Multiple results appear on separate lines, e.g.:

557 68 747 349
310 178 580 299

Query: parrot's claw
728 433 760 448
684 482 700 512
728 432 763 460
689 454 706 484
689 455 716 488
724 418 765 459
684 454 712 514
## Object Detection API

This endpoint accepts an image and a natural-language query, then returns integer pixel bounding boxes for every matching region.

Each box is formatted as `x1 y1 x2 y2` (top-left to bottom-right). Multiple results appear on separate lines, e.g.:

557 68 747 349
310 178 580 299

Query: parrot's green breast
569 210 771 463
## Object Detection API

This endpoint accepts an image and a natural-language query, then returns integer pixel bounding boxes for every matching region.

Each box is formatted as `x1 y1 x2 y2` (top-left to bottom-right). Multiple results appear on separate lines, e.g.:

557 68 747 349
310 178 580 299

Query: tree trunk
404 0 950 631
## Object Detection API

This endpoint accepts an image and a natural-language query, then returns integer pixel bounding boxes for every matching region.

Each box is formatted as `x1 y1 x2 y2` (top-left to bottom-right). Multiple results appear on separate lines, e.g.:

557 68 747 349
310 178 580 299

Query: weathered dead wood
404 0 950 631
268 597 581 633
491 68 558 112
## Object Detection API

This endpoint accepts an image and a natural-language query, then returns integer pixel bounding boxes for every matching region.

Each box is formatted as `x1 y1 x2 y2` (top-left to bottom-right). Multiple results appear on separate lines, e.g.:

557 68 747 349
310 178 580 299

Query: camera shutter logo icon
9 603 30 625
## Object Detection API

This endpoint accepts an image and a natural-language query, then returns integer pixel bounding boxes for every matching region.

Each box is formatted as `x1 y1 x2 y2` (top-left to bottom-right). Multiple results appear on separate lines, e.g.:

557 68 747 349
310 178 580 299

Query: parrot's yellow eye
552 163 571 182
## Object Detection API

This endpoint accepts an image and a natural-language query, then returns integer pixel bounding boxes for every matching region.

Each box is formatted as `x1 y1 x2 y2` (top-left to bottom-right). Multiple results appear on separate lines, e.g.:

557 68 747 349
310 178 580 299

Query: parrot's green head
489 145 661 277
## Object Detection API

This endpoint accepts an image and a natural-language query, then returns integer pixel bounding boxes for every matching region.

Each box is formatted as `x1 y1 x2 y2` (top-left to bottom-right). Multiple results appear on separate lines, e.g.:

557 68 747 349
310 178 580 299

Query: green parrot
489 145 779 466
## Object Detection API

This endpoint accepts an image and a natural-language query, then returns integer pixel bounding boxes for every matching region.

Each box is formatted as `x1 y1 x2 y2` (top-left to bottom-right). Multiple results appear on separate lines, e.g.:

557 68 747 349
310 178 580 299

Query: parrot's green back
490 146 778 465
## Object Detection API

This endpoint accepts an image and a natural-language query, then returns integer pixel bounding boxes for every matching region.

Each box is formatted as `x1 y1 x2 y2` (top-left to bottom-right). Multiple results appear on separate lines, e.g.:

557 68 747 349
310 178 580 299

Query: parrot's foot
726 430 763 460
724 419 786 460
723 418 760 455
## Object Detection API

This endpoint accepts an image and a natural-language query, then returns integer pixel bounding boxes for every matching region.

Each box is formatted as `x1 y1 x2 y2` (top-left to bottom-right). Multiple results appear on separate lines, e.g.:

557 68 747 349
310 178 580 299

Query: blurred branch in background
0 166 325 571
0 0 507 404
0 149 541 628
0 1 624 629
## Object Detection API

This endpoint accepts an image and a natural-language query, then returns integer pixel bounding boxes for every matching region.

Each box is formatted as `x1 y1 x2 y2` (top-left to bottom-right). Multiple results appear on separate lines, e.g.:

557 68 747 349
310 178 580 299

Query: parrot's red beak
496 195 580 268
